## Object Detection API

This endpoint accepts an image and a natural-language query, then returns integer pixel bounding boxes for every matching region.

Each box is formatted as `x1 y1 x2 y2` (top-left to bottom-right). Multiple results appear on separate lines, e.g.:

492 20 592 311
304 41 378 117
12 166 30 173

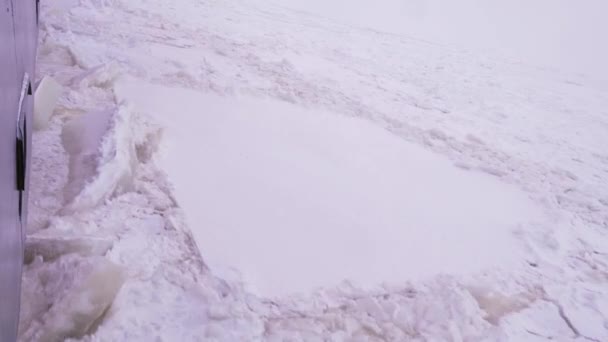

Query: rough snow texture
22 0 608 341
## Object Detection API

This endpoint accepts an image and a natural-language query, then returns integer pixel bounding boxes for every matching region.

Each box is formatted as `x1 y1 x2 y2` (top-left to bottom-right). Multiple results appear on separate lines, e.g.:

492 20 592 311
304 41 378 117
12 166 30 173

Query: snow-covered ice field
22 0 608 340
116 82 541 297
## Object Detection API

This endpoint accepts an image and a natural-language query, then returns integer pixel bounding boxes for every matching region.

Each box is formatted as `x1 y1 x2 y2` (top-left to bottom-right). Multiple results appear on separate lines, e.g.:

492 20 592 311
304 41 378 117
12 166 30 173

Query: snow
21 0 608 340
21 256 126 342
117 81 541 297
272 0 608 80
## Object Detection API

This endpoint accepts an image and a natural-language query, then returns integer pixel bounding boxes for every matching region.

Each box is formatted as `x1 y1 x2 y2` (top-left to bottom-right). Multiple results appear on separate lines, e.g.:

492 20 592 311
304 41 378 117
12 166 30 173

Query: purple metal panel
1 0 37 340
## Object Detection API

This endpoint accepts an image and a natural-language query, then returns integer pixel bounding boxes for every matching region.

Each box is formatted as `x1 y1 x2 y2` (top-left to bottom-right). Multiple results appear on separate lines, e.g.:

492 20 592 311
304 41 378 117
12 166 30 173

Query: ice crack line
543 295 600 342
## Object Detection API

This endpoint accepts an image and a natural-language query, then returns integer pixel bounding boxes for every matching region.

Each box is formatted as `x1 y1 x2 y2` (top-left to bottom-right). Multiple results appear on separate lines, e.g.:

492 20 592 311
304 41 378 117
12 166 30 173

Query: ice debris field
22 0 608 341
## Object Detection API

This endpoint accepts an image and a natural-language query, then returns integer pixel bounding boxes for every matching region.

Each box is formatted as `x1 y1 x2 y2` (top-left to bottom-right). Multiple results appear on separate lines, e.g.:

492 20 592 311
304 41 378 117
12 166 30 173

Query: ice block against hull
0 1 38 340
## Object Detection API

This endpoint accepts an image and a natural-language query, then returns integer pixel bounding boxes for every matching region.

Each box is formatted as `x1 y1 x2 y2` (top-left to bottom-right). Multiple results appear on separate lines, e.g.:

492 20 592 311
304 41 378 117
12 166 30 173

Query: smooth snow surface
118 82 539 296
